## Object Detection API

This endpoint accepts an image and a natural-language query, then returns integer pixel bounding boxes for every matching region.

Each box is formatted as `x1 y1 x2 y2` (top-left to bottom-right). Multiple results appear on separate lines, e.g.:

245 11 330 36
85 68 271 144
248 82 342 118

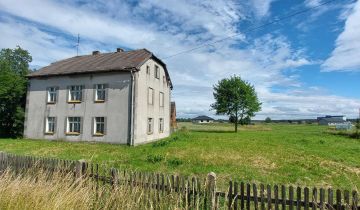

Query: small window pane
69 86 82 101
146 65 150 74
95 84 106 101
147 118 153 134
148 88 154 105
47 87 57 103
155 65 160 79
46 117 55 133
159 118 164 133
94 117 105 135
68 117 81 133
159 92 164 107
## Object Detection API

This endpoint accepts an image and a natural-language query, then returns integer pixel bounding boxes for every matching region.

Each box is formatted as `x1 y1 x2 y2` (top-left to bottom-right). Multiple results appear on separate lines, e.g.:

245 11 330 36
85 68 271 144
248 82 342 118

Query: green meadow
0 123 359 191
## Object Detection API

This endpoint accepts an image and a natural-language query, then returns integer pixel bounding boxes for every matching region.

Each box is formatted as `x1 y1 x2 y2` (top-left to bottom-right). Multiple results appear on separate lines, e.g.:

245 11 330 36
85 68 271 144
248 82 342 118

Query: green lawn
0 123 359 191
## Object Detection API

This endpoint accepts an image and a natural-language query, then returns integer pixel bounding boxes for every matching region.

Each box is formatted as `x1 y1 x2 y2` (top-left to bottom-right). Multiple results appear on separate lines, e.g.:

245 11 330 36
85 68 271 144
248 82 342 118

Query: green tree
265 117 271 123
356 119 360 138
0 46 32 137
211 75 261 132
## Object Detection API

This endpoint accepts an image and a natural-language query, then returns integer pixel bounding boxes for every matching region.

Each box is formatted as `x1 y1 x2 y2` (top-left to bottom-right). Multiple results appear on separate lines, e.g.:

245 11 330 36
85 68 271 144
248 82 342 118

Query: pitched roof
192 115 214 121
28 49 172 88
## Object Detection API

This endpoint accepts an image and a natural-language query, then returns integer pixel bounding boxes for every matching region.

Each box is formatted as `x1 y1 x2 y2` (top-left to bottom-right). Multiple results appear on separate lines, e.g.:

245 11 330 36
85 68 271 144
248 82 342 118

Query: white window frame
69 85 82 102
93 117 105 135
147 118 153 134
159 118 164 133
155 65 160 79
66 117 81 134
148 87 154 105
47 87 57 104
146 65 150 75
159 92 164 107
95 84 106 102
45 117 56 134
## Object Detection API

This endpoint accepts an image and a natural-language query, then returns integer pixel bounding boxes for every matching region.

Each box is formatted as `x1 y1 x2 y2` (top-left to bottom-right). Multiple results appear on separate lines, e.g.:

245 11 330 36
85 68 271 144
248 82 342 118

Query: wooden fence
0 151 359 210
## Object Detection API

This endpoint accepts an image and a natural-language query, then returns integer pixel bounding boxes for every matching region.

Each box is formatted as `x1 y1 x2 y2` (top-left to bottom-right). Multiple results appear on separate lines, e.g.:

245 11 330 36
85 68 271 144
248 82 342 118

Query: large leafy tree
211 75 261 132
0 46 32 137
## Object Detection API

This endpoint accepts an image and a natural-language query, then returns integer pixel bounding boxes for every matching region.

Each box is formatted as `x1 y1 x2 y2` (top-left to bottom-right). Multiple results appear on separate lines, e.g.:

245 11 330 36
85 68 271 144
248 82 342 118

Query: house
317 115 347 126
192 115 214 124
24 48 173 145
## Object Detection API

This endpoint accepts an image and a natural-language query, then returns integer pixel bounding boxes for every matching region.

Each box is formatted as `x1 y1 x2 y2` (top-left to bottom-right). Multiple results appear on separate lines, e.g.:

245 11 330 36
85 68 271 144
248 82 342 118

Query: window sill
94 100 105 103
47 102 56 105
93 133 105 137
68 100 81 104
65 132 80 136
147 132 153 135
44 132 54 135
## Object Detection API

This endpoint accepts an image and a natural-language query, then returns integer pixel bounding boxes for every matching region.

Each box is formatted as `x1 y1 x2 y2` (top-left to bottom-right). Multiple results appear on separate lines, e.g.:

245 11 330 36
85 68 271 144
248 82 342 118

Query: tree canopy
211 75 261 132
0 46 32 137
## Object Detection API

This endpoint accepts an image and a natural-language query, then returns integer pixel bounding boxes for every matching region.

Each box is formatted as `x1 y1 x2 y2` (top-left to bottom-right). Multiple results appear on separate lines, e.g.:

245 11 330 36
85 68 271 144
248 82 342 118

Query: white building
24 48 173 145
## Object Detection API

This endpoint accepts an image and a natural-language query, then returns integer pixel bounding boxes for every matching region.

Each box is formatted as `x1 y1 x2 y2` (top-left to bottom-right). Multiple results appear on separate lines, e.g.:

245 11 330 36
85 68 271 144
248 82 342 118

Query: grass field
0 123 359 191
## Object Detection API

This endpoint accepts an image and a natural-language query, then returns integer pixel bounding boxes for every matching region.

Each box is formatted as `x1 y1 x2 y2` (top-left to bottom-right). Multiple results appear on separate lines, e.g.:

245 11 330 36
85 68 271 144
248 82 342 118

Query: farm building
24 48 173 145
192 115 215 124
317 115 347 126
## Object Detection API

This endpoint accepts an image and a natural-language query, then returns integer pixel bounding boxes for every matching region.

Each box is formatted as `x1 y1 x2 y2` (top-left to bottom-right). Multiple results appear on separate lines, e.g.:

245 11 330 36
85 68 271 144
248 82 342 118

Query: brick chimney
116 48 124 52
92 50 100 55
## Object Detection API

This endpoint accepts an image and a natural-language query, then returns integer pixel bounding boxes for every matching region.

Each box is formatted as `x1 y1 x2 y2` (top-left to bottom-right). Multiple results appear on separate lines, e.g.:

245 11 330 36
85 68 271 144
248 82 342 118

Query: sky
0 0 359 120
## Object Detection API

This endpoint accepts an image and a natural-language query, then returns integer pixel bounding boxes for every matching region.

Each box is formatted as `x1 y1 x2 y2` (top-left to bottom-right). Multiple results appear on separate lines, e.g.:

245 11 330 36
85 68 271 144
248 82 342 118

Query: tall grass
0 168 192 210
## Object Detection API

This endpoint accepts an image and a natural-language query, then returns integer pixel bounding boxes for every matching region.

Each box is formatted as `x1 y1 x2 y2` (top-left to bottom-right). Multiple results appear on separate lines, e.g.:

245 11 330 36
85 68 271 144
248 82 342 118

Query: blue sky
0 0 359 119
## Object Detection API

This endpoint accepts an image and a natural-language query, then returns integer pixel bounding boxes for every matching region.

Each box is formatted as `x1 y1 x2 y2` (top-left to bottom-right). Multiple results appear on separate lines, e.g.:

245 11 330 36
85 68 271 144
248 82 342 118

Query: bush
265 117 271 123
167 158 183 167
146 154 164 163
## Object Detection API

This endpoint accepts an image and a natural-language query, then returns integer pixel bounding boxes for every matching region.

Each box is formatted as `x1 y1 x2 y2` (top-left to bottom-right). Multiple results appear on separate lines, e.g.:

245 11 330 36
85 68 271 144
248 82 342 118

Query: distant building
192 115 214 124
317 115 347 126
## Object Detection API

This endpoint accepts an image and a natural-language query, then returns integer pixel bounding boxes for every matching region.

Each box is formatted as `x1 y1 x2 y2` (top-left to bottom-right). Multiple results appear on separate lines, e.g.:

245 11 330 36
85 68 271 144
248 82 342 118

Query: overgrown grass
0 123 359 191
0 168 191 210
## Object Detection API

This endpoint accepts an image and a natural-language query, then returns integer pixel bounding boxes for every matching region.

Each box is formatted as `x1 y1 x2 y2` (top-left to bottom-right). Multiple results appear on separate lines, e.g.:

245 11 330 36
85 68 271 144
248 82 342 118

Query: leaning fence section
0 151 359 210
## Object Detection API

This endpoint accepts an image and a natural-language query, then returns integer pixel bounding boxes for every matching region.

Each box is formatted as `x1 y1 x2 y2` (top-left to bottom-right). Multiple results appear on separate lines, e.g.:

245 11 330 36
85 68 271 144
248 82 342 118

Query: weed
146 154 164 163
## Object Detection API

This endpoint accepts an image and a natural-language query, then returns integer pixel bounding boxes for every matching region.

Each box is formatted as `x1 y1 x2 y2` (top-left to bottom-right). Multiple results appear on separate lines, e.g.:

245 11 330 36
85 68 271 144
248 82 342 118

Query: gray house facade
24 49 173 145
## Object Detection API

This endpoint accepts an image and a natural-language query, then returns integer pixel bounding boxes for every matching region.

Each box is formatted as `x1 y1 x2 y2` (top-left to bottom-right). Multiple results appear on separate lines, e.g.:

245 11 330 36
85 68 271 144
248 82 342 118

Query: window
47 87 57 103
147 118 153 134
94 117 105 135
159 118 164 133
148 87 154 105
146 65 150 75
159 92 164 107
67 117 81 134
95 84 106 102
155 65 160 79
69 85 82 102
45 117 56 134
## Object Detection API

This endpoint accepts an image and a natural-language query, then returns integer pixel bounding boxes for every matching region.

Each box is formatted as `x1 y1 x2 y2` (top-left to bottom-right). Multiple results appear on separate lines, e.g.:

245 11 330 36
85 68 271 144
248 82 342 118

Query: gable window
146 65 150 75
95 84 106 102
159 92 164 107
66 117 81 134
47 87 57 104
159 118 164 133
93 117 106 136
148 87 154 105
147 118 153 134
69 85 82 102
45 117 56 134
155 65 160 79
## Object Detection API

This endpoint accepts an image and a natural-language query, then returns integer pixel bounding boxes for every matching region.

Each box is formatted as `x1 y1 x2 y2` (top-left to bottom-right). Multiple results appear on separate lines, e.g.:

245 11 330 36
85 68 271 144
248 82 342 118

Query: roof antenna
76 34 80 56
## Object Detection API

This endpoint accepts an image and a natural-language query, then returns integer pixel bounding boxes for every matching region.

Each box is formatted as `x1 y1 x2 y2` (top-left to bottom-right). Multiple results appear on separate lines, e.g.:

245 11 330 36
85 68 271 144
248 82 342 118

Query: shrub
167 158 183 167
146 154 164 163
152 140 169 147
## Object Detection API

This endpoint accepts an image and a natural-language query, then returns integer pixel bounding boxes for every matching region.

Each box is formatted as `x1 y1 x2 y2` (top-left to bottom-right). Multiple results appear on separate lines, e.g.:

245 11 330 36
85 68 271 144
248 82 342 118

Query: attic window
146 65 150 75
155 65 160 79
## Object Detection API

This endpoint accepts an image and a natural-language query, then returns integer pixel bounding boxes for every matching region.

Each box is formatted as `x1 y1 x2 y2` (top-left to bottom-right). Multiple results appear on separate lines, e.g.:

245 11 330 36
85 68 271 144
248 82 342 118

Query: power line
162 0 337 60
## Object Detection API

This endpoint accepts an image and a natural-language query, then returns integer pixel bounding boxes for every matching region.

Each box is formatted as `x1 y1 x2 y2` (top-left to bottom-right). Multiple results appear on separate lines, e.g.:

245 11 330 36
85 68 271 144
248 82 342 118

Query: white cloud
0 0 359 119
322 1 360 72
250 0 276 17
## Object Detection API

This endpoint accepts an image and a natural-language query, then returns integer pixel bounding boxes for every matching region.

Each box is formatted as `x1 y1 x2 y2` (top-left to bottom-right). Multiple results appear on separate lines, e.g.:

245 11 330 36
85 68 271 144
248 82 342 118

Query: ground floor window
94 117 106 135
147 118 153 134
45 117 56 134
67 117 81 134
159 118 164 133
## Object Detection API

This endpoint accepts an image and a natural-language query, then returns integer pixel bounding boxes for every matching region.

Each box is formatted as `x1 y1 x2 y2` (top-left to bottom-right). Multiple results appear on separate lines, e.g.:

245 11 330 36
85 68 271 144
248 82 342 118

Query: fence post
76 159 87 178
206 172 217 210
